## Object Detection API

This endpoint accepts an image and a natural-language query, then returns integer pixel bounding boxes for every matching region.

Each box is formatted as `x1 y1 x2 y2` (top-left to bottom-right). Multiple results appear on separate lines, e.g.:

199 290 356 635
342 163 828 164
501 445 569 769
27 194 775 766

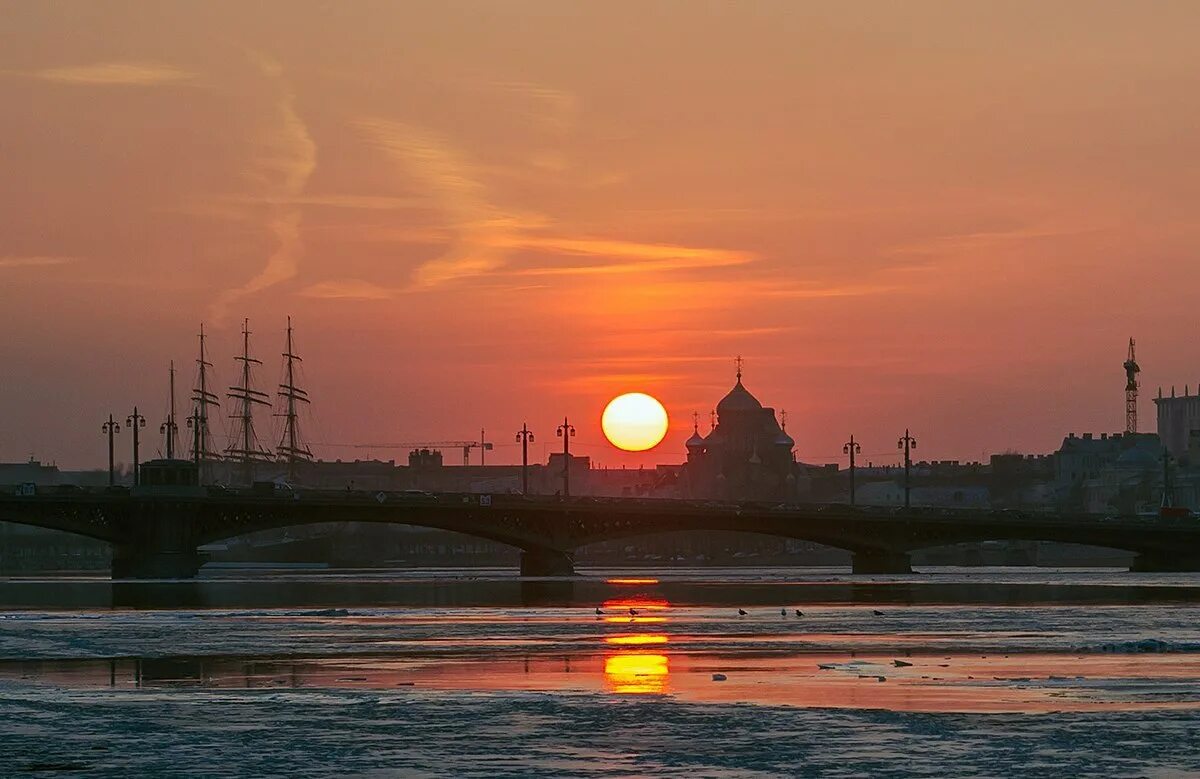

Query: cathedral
679 360 803 501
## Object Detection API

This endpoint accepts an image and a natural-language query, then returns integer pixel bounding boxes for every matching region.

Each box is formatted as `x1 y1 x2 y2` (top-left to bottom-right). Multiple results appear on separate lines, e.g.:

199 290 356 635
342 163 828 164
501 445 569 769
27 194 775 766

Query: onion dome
774 429 795 448
716 377 763 415
686 429 707 450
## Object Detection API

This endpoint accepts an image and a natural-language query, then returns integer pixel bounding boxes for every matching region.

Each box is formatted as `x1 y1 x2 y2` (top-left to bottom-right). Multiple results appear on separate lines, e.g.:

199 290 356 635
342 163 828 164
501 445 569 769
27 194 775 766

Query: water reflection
604 634 669 646
604 653 670 694
6 569 1200 611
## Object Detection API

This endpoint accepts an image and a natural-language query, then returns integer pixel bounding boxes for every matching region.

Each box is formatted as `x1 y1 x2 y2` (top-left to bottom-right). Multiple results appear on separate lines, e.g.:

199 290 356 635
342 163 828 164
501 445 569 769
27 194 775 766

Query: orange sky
2 2 1199 470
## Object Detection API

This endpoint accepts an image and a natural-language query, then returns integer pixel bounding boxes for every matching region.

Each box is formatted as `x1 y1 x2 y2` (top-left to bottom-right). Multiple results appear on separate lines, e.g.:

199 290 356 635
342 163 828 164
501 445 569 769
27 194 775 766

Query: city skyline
4 324 1187 472
3 3 1200 468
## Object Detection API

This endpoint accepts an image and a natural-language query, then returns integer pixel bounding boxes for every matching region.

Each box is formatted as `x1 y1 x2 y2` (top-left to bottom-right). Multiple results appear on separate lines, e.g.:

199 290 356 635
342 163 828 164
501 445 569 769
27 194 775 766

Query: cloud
500 236 755 276
890 224 1101 257
0 255 76 268
210 53 317 320
221 193 423 211
490 80 579 134
298 279 398 300
32 62 196 86
761 282 898 299
548 372 688 394
355 118 532 287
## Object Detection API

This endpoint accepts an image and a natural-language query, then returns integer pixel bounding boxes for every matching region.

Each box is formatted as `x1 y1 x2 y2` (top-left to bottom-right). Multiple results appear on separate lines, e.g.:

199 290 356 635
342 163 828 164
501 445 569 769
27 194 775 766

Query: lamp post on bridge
842 434 861 506
187 408 206 472
556 417 575 497
516 423 535 495
101 415 121 486
127 407 146 486
897 429 917 509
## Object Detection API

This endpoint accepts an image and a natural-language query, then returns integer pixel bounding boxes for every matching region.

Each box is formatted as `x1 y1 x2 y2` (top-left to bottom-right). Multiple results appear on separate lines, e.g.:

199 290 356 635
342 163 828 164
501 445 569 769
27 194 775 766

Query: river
1 567 1199 777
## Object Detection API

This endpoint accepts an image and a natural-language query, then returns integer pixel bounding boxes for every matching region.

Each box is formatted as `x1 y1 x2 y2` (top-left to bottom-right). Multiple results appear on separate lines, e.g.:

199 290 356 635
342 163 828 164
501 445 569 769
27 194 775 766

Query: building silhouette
680 365 800 501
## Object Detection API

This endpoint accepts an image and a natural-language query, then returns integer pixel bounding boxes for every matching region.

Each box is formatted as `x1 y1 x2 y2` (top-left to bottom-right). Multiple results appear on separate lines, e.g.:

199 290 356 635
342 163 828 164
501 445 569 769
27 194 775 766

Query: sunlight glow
601 392 669 451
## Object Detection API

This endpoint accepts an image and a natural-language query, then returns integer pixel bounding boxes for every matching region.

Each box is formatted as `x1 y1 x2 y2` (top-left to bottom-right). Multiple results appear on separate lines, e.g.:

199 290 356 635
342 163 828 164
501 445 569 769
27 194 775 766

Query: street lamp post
516 423 535 495
842 434 861 506
101 415 121 486
897 428 917 509
556 417 575 497
186 408 205 472
127 407 146 486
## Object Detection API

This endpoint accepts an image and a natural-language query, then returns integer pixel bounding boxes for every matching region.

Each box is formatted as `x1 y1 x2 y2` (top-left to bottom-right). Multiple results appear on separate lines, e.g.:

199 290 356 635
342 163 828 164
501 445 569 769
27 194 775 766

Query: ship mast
191 324 221 472
275 316 312 482
226 318 272 484
161 361 179 459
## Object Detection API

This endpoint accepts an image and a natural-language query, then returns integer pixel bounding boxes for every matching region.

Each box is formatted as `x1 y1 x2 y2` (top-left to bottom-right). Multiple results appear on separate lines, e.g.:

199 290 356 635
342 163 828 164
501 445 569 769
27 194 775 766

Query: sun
602 393 669 452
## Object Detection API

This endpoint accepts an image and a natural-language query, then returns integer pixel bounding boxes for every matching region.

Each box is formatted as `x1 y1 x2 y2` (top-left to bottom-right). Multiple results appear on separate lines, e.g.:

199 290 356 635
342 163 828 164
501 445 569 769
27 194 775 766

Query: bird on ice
738 608 748 616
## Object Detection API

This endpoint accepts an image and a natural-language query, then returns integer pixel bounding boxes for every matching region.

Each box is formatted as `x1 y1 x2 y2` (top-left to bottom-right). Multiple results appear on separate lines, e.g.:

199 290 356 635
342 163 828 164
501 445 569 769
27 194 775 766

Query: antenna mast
190 324 221 470
276 316 312 481
1124 337 1140 434
226 318 272 484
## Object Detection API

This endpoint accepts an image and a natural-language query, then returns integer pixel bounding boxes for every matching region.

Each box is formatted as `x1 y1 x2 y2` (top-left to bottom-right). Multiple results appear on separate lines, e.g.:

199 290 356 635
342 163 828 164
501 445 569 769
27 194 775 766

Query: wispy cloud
0 255 76 269
31 62 196 86
548 372 688 394
490 80 579 134
298 279 398 300
211 53 317 320
221 193 422 211
890 224 1101 257
355 118 534 287
760 282 898 299
500 236 754 276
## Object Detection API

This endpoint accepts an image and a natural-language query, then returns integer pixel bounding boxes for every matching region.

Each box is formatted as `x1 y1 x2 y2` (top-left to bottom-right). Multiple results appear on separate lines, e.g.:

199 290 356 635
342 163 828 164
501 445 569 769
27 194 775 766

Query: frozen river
1 567 1199 777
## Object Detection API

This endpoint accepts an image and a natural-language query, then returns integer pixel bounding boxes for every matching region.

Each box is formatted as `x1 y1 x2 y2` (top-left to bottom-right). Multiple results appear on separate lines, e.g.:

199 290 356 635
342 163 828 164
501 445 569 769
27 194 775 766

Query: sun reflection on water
604 634 669 646
604 652 670 694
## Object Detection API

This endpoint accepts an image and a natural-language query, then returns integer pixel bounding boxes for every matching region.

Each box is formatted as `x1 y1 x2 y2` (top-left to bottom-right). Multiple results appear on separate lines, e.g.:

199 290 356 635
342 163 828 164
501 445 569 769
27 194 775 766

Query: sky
2 1 1199 470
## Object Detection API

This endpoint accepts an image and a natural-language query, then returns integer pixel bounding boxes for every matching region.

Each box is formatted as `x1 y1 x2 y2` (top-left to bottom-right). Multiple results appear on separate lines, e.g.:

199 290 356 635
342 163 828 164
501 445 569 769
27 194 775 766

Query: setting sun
601 393 669 452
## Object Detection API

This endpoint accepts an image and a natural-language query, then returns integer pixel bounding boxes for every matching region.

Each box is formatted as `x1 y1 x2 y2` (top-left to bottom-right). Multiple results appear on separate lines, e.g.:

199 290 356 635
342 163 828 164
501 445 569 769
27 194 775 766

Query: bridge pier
520 548 576 577
110 501 204 580
851 549 912 575
111 545 204 579
1131 551 1200 573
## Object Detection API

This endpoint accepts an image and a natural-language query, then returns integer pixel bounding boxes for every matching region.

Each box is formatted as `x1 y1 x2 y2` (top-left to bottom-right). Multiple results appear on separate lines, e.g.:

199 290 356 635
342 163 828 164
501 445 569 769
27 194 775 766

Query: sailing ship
181 317 314 486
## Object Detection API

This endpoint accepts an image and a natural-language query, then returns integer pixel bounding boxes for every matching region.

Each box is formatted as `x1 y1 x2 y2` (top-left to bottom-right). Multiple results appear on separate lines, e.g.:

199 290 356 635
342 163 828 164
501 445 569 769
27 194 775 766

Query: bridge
1 487 1198 578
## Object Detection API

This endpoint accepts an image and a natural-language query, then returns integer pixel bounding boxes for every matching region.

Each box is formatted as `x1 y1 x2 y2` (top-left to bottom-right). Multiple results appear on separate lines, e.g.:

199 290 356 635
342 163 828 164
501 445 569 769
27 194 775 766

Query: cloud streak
0 255 76 269
211 53 317 320
32 62 196 86
500 236 754 276
299 279 398 300
355 118 533 287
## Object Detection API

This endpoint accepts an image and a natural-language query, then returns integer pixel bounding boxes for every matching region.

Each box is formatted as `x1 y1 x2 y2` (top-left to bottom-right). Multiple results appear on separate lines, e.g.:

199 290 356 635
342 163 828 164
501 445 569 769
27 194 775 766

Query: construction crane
317 439 493 466
1124 337 1140 434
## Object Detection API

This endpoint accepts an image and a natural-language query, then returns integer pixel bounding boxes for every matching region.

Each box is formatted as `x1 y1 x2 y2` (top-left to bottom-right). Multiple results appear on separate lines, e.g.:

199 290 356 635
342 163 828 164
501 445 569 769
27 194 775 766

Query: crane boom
1124 337 1140 433
317 440 495 465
